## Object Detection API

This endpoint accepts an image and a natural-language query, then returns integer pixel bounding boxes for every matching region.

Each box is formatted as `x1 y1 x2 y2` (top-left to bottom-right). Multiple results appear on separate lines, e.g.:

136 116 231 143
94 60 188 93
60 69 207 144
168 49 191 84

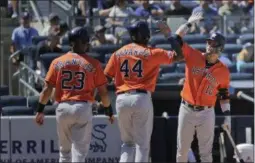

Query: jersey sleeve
182 43 200 60
104 54 116 78
153 48 175 65
94 62 108 87
45 61 57 86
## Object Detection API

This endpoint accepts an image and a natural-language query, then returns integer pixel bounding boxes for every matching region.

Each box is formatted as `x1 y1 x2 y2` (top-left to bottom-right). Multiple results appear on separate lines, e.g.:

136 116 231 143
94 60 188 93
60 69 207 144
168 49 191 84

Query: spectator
108 0 134 36
218 1 244 16
236 42 254 72
135 0 163 17
192 0 218 34
78 0 87 16
10 0 18 18
91 25 116 47
58 21 69 44
98 0 115 16
41 13 60 36
10 12 39 64
164 0 191 16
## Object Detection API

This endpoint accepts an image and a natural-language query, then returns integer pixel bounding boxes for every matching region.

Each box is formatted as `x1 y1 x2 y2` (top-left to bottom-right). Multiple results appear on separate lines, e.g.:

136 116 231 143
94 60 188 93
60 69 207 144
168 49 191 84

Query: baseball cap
94 25 106 33
20 12 31 19
49 13 60 21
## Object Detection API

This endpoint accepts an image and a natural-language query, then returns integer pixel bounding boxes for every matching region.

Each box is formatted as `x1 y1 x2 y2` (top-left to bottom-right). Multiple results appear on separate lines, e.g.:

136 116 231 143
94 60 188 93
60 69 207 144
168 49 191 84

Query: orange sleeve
45 61 57 86
104 53 116 78
219 70 230 89
153 48 175 65
94 62 108 87
182 43 200 60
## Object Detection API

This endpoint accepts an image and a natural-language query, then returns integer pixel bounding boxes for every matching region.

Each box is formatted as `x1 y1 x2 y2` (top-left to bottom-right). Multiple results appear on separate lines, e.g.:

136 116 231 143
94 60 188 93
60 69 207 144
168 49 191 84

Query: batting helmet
127 21 150 45
206 32 225 54
68 26 90 44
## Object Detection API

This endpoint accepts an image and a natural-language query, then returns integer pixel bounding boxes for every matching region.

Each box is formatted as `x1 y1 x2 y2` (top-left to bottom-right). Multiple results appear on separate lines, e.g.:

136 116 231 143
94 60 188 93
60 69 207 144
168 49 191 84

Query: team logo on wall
90 124 107 153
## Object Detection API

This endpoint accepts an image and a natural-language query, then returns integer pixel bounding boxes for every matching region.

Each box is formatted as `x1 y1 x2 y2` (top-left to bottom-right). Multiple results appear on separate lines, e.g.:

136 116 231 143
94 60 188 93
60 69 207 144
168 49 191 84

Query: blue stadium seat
223 44 242 55
39 52 63 71
120 34 132 45
44 105 57 115
1 106 34 116
27 96 52 111
61 36 69 45
150 35 167 47
0 96 27 108
183 34 207 44
90 44 121 56
190 44 206 51
32 36 48 45
159 64 176 74
0 85 9 96
61 45 71 53
227 63 237 73
238 34 254 45
225 34 238 44
155 44 172 51
239 63 254 74
230 73 254 80
158 73 185 83
176 63 186 73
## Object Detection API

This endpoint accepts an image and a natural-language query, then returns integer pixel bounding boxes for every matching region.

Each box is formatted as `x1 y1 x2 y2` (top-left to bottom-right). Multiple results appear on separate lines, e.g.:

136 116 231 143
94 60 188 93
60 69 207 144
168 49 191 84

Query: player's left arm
35 61 57 125
217 71 231 131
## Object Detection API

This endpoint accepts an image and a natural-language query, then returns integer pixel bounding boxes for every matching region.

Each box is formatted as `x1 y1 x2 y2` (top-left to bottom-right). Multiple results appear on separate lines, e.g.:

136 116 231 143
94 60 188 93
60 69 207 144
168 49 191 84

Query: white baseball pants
56 101 92 162
176 103 215 162
116 92 154 162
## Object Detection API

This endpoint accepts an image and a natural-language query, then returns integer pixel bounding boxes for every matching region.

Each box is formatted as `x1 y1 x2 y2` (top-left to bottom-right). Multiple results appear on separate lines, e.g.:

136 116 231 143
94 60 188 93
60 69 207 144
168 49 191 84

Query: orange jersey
104 43 175 93
45 52 107 103
181 43 230 106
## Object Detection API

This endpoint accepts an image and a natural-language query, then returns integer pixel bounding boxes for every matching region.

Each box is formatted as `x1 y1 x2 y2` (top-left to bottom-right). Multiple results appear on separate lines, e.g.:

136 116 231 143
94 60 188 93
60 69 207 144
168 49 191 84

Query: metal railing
29 0 45 28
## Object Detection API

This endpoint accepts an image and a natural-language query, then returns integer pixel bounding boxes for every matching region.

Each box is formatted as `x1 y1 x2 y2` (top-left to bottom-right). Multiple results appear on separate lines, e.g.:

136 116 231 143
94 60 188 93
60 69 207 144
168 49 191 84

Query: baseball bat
237 91 254 103
222 127 245 163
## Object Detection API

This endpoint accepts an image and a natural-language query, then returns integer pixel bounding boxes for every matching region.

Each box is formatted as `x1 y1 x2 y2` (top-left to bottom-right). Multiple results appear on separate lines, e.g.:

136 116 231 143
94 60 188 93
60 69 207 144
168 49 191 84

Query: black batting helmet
68 26 90 44
127 21 150 45
206 32 225 53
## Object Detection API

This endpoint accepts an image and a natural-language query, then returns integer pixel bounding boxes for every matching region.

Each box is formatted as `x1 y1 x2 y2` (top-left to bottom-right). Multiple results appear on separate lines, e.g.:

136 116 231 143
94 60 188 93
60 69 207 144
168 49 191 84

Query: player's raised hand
187 12 203 24
156 20 172 38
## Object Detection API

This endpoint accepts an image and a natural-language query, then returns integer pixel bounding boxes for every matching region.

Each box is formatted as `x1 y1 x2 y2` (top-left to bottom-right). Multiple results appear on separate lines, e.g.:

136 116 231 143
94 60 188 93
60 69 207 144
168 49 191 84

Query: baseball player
104 21 183 162
168 13 232 162
34 27 114 162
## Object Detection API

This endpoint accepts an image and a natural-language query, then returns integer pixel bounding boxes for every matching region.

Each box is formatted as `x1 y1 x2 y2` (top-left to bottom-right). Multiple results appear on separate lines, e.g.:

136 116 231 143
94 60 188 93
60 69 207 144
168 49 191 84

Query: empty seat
61 36 69 45
176 63 186 73
239 63 254 74
158 73 185 83
190 44 206 51
27 96 52 111
155 44 172 51
230 73 254 80
0 96 27 108
0 85 9 96
238 34 254 45
1 106 34 116
227 63 237 73
32 36 48 45
91 44 120 56
150 35 168 47
61 45 71 53
183 34 207 44
225 34 238 44
39 52 63 71
223 44 242 55
159 64 176 74
120 34 132 45
43 105 57 115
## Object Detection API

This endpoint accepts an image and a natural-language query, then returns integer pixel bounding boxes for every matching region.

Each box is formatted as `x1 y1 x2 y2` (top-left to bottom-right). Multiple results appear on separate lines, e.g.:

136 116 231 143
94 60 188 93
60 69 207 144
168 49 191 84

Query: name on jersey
192 67 218 86
54 59 94 72
115 49 150 57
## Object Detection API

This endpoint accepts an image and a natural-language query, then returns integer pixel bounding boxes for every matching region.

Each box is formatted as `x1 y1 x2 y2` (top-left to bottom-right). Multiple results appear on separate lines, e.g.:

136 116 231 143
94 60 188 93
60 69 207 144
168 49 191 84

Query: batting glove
187 12 204 24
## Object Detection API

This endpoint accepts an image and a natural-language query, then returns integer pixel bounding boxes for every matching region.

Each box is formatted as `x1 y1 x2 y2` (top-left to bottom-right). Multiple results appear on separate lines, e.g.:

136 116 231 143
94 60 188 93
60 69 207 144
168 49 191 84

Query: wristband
36 103 45 113
104 105 113 116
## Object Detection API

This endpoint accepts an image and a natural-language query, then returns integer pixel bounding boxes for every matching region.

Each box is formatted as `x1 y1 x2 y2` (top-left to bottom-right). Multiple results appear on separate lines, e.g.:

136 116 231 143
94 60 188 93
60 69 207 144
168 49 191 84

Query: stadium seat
176 63 186 73
0 96 27 108
227 63 237 73
0 85 9 96
90 44 121 56
223 44 242 55
155 44 172 51
120 34 132 45
32 36 48 45
105 53 112 63
39 52 63 71
61 45 71 53
190 44 206 51
225 34 238 44
150 35 168 47
239 63 254 74
238 34 254 45
43 105 57 115
27 96 52 111
159 64 176 74
1 106 34 116
232 53 238 61
183 34 207 44
158 73 185 83
230 73 254 80
61 36 69 45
